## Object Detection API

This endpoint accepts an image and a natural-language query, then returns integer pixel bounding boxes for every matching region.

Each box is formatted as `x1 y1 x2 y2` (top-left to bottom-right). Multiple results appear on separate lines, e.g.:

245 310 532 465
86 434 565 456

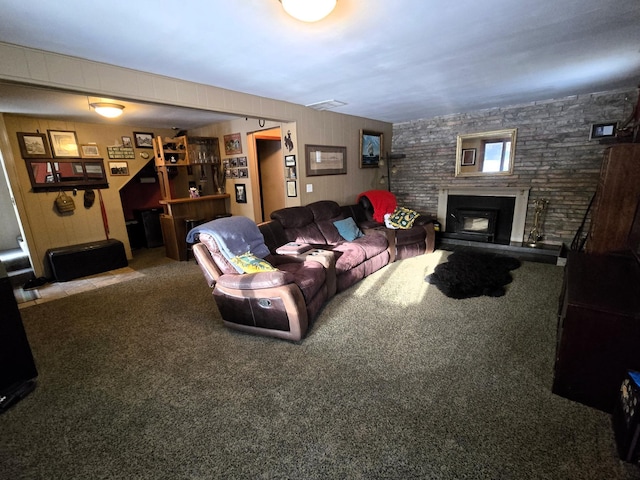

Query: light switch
306 184 313 193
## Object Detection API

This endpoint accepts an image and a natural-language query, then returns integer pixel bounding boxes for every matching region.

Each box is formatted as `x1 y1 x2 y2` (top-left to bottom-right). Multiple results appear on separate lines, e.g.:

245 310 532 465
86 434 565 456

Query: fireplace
438 187 530 244
451 208 498 242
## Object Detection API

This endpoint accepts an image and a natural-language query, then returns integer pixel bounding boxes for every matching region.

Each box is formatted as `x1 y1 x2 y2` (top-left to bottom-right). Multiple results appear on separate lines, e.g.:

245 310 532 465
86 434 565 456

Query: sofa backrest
270 200 364 246
340 203 365 224
306 201 345 244
270 206 327 244
198 232 239 275
258 220 288 254
269 200 392 247
358 195 376 222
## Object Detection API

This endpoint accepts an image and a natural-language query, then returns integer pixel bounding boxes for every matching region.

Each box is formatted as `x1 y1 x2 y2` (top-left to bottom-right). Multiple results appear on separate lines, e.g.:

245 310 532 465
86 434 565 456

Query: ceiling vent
305 99 347 111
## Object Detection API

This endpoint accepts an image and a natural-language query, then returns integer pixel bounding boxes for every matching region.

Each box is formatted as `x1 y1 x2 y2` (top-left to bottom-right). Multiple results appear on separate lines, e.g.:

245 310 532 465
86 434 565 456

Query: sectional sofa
191 199 436 341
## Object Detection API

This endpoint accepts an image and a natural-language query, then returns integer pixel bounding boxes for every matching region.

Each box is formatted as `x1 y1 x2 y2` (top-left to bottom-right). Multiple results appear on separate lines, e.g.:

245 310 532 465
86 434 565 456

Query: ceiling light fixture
280 0 337 22
305 99 347 111
90 102 125 118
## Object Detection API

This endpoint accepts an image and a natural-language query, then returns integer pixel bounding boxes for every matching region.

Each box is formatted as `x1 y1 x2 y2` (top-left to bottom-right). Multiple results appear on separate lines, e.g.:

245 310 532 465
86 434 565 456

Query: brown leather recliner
189 216 333 341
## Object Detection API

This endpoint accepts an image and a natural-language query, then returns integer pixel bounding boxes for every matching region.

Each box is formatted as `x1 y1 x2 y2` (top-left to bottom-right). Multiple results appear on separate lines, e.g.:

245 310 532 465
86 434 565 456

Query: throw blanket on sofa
357 190 397 223
186 216 271 262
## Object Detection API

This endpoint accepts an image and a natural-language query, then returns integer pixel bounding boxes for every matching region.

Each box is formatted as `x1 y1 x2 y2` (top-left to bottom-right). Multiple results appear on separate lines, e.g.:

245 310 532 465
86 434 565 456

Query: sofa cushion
332 242 367 273
278 261 326 303
352 231 388 258
271 206 326 244
333 217 364 242
307 200 344 244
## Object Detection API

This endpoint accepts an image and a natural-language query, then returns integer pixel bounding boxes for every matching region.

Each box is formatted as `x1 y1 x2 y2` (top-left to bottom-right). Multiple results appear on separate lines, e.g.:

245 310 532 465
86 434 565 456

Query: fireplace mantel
438 187 530 243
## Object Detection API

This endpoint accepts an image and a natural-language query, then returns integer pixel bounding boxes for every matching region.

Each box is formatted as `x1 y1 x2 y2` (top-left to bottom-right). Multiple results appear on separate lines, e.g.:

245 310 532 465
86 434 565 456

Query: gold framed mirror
455 128 517 177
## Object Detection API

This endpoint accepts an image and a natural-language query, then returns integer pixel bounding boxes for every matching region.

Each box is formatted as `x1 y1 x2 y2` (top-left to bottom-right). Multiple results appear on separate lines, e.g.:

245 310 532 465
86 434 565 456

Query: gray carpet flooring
1 249 638 480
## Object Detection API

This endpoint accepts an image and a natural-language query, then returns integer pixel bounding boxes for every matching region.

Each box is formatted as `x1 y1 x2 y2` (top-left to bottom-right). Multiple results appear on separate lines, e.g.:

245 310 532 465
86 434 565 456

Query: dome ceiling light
90 102 125 118
279 0 337 22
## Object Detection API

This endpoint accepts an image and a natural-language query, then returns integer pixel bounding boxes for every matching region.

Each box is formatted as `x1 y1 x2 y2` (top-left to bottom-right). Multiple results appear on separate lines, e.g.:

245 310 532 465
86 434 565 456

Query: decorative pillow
333 217 364 242
387 207 419 229
384 213 398 230
230 252 277 274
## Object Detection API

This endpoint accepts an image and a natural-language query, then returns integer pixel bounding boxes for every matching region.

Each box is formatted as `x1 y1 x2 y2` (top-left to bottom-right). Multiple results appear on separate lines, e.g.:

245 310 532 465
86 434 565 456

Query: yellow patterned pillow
230 252 277 274
387 207 419 229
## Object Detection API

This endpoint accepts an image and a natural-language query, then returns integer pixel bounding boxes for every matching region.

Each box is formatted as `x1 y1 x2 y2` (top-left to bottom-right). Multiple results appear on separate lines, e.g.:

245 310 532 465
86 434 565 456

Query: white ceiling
0 0 639 128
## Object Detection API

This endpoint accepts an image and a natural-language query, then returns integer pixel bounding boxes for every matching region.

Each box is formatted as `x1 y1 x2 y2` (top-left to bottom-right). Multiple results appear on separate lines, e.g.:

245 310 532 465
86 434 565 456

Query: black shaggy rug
426 250 521 299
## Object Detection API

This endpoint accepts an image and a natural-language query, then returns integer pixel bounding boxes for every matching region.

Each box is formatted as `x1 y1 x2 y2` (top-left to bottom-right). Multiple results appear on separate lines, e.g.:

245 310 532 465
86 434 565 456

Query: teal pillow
334 217 364 242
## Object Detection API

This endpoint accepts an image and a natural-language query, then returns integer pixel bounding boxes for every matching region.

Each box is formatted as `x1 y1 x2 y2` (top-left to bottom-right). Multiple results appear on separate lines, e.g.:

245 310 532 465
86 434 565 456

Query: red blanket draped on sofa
357 190 397 222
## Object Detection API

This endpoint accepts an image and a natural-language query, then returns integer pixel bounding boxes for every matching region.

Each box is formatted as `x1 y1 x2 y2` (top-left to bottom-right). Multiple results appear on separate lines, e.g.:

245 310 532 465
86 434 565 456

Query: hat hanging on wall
84 189 96 208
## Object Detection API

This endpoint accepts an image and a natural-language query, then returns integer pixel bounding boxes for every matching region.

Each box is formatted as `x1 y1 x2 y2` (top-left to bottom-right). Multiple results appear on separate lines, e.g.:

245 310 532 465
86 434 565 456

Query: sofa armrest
193 242 220 288
414 214 434 226
362 227 396 263
422 222 436 254
216 271 295 290
358 219 384 230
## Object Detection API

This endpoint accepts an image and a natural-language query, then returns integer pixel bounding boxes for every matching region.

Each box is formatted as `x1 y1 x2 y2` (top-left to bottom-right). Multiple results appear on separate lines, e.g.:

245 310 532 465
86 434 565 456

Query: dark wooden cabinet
587 144 640 254
553 251 640 412
0 262 37 411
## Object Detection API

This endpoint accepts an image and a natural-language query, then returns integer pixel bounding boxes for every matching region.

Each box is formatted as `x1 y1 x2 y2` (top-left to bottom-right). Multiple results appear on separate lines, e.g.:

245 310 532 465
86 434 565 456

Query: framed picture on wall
224 133 242 155
235 183 247 203
589 122 617 140
305 144 347 176
16 132 51 158
48 130 80 158
133 132 154 148
360 130 383 168
287 180 297 197
109 161 129 176
461 148 476 166
81 144 101 158
285 154 296 167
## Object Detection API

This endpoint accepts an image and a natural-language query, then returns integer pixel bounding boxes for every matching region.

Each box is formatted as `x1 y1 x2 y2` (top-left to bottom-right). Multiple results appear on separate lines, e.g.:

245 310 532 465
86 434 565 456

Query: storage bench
47 239 128 282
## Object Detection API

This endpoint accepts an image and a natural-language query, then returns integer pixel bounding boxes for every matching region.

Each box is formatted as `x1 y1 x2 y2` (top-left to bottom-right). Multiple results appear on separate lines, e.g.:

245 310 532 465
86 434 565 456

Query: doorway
0 150 34 284
248 128 284 223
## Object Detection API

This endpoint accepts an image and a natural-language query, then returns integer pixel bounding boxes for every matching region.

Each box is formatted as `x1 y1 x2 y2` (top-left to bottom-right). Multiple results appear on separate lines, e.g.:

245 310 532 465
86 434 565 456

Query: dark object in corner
0 261 38 413
426 250 521 299
22 276 48 290
0 380 36 413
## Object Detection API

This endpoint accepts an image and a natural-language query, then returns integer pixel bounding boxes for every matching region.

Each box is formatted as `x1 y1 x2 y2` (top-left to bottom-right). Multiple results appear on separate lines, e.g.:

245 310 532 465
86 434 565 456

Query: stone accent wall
391 87 637 247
